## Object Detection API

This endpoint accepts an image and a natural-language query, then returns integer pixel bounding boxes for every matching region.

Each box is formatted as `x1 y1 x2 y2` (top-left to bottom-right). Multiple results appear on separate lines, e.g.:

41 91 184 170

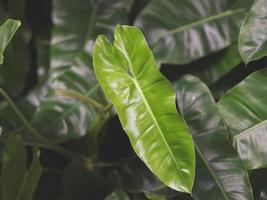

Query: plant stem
0 137 87 161
0 88 89 161
0 88 48 143
55 88 105 113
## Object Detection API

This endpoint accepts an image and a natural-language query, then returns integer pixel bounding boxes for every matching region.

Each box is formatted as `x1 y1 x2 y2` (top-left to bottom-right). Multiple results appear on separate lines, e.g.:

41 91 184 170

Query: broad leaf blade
135 0 251 65
239 0 267 63
0 19 20 64
93 25 195 193
32 64 102 143
51 0 133 68
218 68 267 169
195 43 242 85
175 75 253 200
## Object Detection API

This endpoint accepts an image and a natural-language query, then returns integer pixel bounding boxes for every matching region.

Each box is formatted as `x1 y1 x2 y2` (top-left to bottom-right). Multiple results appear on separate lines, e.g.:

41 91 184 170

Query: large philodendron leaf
134 0 251 65
51 0 133 68
175 75 253 200
32 58 103 143
93 25 195 193
218 68 267 169
239 0 267 64
0 19 20 64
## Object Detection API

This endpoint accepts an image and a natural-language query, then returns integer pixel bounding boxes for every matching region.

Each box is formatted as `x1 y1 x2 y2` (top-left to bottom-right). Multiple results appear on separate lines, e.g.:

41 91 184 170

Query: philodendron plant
2 0 267 199
93 25 196 193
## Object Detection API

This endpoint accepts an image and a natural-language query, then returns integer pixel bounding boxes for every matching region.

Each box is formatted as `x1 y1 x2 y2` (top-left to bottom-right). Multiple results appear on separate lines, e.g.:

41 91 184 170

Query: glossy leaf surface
239 0 267 63
51 0 133 68
32 0 133 142
32 64 103 143
93 25 195 193
0 19 20 64
135 0 251 64
195 43 242 85
175 75 253 200
218 68 267 169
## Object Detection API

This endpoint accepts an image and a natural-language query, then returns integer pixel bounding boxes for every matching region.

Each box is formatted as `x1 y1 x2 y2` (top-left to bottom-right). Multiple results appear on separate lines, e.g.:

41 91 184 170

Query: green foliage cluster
1 0 267 199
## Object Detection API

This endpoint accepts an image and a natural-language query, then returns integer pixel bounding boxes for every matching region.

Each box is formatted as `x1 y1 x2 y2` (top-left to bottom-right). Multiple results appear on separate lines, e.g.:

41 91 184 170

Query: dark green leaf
1 142 42 200
32 65 102 143
218 68 267 169
195 43 242 85
0 19 20 64
93 25 195 193
239 0 267 63
135 0 251 64
51 0 133 68
1 140 27 200
175 75 253 199
20 147 42 200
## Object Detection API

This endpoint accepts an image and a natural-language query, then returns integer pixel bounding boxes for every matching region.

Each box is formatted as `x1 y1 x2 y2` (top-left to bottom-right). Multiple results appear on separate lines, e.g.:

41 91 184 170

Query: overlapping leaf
1 140 42 200
93 25 195 193
33 0 134 142
195 43 242 85
239 0 267 63
135 0 251 64
51 0 133 68
175 75 253 199
218 68 267 169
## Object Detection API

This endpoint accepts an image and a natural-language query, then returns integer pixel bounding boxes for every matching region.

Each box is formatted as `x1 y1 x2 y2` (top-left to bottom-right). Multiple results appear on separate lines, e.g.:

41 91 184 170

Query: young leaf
175 75 253 200
134 0 251 65
0 19 20 64
218 68 267 169
93 25 195 193
239 0 267 63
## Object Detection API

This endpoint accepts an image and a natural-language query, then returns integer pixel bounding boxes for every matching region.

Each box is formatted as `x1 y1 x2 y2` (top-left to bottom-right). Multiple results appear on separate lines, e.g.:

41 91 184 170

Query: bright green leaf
93 25 195 193
239 0 267 63
0 19 20 65
135 0 251 64
175 75 253 200
218 68 267 169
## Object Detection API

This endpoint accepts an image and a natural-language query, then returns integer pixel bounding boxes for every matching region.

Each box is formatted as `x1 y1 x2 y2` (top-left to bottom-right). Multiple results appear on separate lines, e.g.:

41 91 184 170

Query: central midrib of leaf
194 144 230 200
152 8 244 48
128 73 185 184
